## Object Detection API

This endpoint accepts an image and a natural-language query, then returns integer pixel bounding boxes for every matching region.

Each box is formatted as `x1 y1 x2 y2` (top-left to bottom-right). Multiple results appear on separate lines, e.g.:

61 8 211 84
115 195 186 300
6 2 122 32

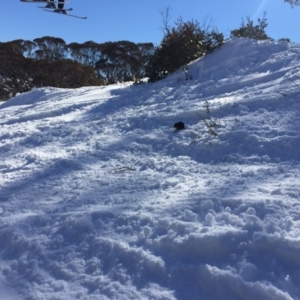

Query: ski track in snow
0 39 300 300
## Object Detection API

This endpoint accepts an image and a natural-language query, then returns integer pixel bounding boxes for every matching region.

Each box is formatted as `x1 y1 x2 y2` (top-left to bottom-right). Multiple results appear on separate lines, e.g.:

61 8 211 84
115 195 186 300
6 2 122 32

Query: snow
1 38 300 299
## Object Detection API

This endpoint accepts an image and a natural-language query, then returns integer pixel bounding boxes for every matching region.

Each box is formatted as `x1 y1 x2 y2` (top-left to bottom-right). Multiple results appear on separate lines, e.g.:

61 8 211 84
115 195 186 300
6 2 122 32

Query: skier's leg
57 0 64 9
57 0 67 13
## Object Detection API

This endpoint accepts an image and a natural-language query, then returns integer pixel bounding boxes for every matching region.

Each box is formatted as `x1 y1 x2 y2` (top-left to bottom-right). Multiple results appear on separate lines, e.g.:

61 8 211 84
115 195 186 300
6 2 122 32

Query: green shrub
146 18 223 82
231 16 270 40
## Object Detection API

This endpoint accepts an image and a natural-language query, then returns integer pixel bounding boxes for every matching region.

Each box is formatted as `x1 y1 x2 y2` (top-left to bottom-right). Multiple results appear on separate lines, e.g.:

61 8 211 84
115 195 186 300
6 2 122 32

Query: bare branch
159 6 172 35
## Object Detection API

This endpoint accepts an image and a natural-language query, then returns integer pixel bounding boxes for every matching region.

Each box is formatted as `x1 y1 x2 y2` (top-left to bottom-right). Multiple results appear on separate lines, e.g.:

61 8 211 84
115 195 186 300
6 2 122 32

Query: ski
43 9 87 19
38 6 73 10
21 0 70 4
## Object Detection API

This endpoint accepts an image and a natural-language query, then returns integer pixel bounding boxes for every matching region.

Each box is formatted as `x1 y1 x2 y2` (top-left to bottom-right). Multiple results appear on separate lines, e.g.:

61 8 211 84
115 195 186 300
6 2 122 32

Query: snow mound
1 38 300 300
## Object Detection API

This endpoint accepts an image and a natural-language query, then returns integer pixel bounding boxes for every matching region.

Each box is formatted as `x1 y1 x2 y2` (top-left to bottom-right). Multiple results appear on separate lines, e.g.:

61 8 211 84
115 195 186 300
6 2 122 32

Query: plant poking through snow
191 101 220 144
177 65 193 83
203 118 220 137
202 100 220 137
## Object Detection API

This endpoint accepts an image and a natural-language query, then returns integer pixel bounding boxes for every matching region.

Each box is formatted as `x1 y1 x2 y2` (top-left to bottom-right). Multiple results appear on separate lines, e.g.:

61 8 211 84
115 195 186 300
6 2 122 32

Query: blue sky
2 0 300 45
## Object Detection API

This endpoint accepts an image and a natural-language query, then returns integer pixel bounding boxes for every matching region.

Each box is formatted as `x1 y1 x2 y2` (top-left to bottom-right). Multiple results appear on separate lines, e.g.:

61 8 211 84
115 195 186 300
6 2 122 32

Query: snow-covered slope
1 38 300 300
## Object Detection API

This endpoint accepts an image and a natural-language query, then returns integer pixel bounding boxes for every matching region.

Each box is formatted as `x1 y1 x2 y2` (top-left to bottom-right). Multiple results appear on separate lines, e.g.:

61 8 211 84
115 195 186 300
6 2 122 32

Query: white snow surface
1 38 300 300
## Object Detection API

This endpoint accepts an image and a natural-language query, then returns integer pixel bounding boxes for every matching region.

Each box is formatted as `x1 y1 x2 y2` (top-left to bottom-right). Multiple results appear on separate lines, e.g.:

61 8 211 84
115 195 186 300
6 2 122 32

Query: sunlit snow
1 38 300 300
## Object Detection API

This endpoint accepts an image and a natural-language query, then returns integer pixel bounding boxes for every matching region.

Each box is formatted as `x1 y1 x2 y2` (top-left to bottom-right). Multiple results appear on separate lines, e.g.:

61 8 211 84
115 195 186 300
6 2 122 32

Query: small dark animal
174 121 185 130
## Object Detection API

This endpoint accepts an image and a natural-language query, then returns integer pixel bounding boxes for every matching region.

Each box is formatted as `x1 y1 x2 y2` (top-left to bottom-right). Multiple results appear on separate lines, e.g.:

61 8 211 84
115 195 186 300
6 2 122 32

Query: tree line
0 38 155 100
0 12 290 101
